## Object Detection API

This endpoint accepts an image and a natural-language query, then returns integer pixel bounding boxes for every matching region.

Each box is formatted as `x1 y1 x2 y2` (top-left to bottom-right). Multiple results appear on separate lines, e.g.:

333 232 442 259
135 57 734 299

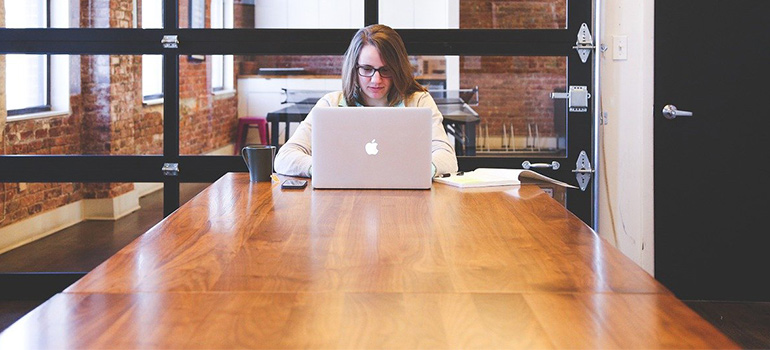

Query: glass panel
5 55 48 111
142 55 163 98
450 55 567 157
0 0 362 29
2 54 163 156
3 0 46 28
182 54 343 155
1 51 166 265
0 180 167 272
186 54 565 158
2 0 122 28
381 0 567 29
143 0 163 29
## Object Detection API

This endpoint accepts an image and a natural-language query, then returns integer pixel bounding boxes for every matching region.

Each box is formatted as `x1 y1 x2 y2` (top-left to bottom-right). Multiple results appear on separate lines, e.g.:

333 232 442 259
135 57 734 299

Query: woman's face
357 44 393 106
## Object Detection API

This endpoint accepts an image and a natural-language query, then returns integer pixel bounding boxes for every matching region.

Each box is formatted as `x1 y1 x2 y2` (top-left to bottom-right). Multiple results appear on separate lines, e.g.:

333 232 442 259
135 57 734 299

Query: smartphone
281 179 308 189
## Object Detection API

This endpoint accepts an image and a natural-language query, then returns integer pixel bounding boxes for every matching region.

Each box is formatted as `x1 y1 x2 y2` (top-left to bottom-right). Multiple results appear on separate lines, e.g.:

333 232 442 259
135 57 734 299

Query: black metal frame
0 0 595 289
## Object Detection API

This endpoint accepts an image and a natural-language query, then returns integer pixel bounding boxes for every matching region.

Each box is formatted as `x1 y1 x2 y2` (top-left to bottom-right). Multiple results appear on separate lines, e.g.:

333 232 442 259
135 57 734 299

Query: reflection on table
0 173 739 349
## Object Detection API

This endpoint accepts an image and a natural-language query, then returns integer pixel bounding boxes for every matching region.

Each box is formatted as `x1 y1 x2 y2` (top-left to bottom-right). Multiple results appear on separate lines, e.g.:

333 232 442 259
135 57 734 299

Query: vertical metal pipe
163 0 180 217
592 0 602 229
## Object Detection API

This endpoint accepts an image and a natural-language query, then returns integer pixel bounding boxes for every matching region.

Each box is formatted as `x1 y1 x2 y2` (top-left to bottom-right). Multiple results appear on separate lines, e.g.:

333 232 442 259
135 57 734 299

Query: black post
163 0 180 217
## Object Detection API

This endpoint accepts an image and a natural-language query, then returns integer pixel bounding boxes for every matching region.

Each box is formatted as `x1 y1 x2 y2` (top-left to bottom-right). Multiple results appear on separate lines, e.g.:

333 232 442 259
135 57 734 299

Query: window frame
5 0 53 118
142 0 164 102
210 0 234 94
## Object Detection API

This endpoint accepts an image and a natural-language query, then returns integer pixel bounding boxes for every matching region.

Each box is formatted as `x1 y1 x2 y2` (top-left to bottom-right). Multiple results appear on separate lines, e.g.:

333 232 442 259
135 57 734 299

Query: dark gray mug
241 145 275 182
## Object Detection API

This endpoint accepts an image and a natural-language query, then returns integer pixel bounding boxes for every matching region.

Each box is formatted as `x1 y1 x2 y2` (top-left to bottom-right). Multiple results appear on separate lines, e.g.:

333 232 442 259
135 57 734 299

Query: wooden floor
1 182 769 348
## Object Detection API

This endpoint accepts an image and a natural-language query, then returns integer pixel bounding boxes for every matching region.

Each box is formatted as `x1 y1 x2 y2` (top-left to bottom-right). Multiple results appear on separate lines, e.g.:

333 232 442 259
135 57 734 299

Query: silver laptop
311 107 433 189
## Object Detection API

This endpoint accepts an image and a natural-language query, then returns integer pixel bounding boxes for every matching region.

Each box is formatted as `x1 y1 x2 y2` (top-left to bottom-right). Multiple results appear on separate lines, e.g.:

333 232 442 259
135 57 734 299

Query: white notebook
433 168 577 188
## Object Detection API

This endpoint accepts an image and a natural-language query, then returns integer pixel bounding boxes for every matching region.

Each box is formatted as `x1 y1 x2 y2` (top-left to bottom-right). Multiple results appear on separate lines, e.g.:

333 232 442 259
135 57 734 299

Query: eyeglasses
357 65 393 78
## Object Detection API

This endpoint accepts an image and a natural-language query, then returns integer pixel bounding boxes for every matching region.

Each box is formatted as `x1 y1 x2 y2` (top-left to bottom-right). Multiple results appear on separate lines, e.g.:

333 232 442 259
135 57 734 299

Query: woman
274 24 458 178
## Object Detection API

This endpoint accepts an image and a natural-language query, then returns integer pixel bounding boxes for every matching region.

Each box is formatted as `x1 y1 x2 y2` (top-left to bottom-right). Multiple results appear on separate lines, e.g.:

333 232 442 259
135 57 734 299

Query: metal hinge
571 151 594 191
572 23 595 63
161 35 179 49
550 86 591 113
162 163 179 176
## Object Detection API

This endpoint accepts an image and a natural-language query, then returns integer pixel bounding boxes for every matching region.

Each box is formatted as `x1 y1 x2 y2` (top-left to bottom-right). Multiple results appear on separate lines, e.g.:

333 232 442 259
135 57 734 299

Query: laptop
311 107 433 189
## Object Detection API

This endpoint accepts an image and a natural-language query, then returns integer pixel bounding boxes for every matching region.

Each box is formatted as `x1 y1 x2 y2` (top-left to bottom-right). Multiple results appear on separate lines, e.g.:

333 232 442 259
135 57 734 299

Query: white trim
143 97 164 106
6 109 71 122
212 88 236 98
5 53 70 122
0 144 233 254
82 190 141 221
0 201 83 256
0 188 146 254
208 143 235 155
134 182 163 197
50 54 70 112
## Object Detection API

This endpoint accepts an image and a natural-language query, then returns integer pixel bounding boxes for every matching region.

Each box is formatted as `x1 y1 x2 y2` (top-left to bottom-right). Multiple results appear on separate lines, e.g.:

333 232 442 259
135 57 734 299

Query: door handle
662 105 693 119
522 161 560 170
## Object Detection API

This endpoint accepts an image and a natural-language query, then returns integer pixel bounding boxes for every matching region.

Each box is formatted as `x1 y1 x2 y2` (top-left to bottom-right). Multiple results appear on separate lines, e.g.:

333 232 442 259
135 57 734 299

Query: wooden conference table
0 173 737 349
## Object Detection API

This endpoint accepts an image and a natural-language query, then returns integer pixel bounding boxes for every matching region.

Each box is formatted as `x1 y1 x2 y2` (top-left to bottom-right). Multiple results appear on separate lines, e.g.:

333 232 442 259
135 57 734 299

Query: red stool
235 116 269 154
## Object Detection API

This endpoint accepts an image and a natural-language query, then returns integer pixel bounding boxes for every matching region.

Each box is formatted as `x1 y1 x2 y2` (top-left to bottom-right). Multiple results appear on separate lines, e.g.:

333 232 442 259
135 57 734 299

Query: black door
654 1 770 301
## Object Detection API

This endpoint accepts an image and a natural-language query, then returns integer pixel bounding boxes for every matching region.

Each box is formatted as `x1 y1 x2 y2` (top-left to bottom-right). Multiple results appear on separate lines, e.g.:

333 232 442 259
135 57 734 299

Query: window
210 0 234 94
5 1 50 116
142 0 163 101
4 0 69 119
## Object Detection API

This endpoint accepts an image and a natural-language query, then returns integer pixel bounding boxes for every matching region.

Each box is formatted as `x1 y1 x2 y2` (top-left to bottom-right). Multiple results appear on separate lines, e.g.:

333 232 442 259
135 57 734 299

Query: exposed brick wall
460 0 566 29
234 2 254 29
233 3 256 75
459 56 564 139
2 97 84 223
179 0 238 154
6 105 82 155
79 0 136 199
135 105 163 155
1 0 84 227
1 183 84 224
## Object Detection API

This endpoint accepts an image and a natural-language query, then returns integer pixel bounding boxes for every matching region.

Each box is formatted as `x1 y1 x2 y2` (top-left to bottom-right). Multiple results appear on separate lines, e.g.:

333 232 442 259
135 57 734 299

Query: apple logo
365 139 379 155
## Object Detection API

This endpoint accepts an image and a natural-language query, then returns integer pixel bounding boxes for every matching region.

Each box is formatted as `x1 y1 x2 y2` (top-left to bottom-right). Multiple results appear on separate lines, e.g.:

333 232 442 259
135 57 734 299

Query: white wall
598 0 655 275
254 0 364 28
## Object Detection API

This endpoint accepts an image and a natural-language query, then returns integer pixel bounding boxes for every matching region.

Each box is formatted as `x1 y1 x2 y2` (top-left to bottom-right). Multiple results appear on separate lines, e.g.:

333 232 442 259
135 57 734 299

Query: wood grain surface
0 173 739 349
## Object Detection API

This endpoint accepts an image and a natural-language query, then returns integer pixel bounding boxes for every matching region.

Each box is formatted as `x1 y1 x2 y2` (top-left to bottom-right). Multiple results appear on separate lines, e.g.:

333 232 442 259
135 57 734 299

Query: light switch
613 35 628 60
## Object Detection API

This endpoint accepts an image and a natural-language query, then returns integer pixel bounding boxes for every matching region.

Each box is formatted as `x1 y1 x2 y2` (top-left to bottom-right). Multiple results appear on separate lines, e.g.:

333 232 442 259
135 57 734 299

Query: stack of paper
433 168 576 188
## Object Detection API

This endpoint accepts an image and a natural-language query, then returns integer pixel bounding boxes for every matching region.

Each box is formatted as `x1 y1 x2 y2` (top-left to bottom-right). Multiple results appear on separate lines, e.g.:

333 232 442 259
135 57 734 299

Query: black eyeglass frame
356 65 393 78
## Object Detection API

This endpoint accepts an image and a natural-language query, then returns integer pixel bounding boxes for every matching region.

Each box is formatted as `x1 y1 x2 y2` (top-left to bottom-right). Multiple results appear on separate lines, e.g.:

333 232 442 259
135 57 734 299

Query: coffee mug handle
271 147 276 170
241 146 251 172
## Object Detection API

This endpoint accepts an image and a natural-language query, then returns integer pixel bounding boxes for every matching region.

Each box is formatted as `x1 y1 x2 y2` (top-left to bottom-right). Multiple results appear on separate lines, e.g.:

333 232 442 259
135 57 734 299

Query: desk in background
266 98 480 156
0 173 737 349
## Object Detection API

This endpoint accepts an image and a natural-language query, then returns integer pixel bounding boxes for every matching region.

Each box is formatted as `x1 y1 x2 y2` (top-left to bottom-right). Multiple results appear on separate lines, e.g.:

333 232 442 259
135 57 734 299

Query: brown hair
342 24 426 106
